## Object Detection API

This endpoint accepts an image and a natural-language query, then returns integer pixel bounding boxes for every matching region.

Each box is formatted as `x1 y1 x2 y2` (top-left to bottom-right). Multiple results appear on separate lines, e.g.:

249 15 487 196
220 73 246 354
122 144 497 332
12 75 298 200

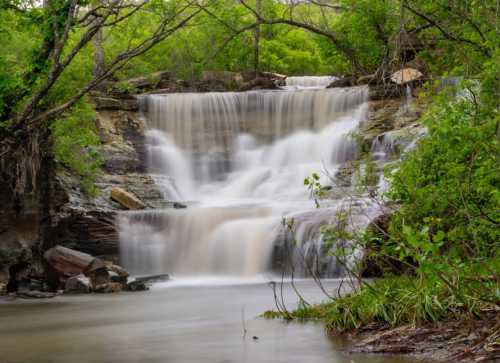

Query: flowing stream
0 281 416 363
119 79 374 278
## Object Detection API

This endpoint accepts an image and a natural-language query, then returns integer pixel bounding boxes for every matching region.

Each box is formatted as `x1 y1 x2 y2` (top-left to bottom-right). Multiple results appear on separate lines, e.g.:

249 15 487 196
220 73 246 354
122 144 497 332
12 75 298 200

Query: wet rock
107 264 129 278
16 290 57 299
88 267 110 288
135 273 170 284
44 246 105 277
110 187 146 210
94 282 123 293
126 280 149 291
64 275 91 294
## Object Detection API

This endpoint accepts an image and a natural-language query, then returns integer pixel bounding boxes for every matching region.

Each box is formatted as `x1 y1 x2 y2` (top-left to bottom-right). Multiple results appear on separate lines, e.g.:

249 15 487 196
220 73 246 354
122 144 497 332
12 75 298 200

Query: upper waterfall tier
140 87 367 150
285 76 336 88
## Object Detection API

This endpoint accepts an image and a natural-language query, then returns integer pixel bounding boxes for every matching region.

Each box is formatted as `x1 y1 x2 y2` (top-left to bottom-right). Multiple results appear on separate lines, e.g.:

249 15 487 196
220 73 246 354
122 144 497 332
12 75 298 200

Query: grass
263 258 499 333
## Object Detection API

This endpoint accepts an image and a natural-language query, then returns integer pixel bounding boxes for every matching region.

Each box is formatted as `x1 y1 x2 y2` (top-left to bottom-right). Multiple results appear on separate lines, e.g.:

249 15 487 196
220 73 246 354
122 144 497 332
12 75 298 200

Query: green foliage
51 101 102 196
268 258 498 331
386 96 500 262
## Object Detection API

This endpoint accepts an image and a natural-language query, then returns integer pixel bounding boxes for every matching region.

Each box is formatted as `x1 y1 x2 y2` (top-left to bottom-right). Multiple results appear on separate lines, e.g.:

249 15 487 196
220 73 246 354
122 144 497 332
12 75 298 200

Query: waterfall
285 76 336 88
119 86 369 278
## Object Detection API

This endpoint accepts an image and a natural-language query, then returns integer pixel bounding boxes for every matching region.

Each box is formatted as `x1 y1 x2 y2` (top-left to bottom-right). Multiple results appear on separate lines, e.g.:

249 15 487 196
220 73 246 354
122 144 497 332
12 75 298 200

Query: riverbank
346 313 499 362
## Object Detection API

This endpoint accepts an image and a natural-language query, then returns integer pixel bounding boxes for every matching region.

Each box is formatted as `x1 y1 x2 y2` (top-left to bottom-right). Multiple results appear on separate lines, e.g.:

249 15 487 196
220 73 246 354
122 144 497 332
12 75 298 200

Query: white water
119 82 370 278
285 76 336 88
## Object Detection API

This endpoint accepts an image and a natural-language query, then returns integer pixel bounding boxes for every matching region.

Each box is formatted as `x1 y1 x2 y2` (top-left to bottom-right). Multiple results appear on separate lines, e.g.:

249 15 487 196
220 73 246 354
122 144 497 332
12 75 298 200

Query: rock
173 202 187 209
327 76 356 88
369 84 404 100
202 70 244 85
16 290 57 299
0 282 6 295
108 271 127 285
94 282 123 293
239 77 278 91
126 280 149 292
119 71 171 90
390 68 423 85
44 246 105 276
134 273 170 284
88 267 110 288
64 275 91 294
107 264 129 278
93 97 139 111
110 187 146 210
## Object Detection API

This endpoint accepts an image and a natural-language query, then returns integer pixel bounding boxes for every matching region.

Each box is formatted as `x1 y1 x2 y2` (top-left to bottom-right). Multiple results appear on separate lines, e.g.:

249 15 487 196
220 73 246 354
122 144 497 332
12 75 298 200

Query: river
0 279 415 363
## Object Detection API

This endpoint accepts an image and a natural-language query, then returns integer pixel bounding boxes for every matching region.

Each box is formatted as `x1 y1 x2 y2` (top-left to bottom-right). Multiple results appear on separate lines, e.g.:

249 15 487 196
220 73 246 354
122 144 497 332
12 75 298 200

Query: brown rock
110 187 146 210
88 267 110 288
44 246 105 276
94 282 123 293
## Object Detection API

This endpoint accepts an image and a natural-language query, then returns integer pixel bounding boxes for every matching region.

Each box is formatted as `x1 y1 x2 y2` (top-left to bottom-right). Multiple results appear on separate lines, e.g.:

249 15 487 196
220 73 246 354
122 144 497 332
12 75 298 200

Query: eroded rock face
48 107 165 258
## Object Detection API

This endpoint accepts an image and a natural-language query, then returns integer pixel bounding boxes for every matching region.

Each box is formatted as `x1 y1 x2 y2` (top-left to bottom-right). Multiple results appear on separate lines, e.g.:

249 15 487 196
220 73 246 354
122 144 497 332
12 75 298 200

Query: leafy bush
51 101 103 196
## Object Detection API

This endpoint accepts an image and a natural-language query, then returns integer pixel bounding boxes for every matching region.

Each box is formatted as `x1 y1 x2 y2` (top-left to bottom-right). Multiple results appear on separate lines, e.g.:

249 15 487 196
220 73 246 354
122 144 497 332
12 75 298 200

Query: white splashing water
285 76 336 88
119 83 370 278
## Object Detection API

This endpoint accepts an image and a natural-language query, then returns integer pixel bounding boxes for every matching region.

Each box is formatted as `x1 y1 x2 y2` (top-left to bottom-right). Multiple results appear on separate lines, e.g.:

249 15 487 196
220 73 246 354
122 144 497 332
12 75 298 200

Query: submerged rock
110 187 146 210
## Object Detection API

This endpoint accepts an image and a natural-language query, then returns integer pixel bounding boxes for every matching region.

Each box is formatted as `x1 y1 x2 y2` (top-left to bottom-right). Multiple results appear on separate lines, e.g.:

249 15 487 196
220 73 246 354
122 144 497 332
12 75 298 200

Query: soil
342 310 500 362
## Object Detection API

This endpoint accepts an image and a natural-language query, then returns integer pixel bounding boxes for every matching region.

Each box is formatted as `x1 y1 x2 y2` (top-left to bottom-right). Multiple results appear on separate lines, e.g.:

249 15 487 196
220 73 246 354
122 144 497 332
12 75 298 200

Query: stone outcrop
47 105 166 258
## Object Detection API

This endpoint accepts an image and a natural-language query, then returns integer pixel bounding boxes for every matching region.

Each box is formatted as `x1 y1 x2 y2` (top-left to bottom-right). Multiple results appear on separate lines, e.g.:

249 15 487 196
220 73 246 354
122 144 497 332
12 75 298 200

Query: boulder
94 282 123 293
390 68 423 85
44 246 105 277
64 275 91 294
110 187 146 210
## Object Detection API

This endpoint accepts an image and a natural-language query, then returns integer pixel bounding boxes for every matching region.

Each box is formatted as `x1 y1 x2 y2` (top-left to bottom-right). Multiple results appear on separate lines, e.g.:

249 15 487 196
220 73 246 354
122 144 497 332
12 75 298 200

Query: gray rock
64 275 91 294
17 290 57 299
126 280 149 292
135 273 170 284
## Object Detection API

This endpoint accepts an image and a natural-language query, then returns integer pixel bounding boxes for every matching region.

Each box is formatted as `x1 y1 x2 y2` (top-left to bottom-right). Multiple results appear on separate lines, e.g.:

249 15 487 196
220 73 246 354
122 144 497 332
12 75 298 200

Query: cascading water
285 76 336 88
119 81 370 278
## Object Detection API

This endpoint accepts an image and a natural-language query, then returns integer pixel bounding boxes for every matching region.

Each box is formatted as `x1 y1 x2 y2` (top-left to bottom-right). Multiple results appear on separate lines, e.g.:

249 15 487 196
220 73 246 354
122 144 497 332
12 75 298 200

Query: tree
0 0 201 194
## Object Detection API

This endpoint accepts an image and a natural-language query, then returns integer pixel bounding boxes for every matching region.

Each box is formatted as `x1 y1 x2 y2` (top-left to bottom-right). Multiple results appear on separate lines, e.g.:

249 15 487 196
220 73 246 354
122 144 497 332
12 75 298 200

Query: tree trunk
254 0 261 77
